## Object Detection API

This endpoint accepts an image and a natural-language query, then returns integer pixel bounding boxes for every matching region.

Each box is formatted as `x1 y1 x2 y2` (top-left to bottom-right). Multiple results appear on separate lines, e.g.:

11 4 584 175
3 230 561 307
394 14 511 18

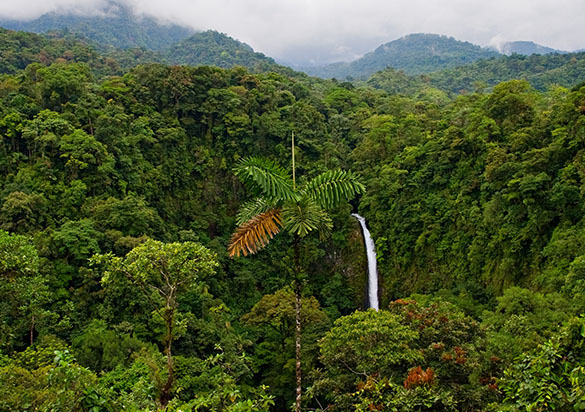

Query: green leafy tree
0 230 56 349
313 298 488 411
0 338 109 412
175 349 275 412
482 287 571 364
312 309 422 410
228 152 364 411
351 375 456 412
0 191 48 233
499 317 585 411
93 240 218 408
242 289 330 407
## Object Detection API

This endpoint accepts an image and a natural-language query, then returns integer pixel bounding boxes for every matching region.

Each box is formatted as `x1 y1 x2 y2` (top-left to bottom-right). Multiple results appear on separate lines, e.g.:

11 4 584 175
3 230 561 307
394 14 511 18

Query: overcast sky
1 0 584 65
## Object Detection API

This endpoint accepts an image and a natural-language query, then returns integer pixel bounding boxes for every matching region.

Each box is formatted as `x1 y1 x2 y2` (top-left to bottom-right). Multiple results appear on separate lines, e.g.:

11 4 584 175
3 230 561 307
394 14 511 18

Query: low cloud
1 0 584 65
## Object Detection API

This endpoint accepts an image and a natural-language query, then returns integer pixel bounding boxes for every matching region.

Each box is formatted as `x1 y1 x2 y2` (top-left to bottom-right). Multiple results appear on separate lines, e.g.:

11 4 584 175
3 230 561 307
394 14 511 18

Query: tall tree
0 230 55 350
94 239 218 408
228 145 365 411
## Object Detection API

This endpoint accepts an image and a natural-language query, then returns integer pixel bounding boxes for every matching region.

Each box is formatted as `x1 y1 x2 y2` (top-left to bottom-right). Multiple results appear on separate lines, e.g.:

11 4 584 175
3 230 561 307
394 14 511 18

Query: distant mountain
0 1 194 51
427 52 585 93
0 25 300 79
164 30 276 69
495 41 566 56
0 3 294 74
367 51 585 96
303 33 500 79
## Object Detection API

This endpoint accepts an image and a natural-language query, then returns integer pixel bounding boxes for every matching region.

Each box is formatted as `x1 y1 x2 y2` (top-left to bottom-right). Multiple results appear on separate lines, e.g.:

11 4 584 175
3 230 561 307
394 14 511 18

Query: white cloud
1 0 584 64
0 0 110 19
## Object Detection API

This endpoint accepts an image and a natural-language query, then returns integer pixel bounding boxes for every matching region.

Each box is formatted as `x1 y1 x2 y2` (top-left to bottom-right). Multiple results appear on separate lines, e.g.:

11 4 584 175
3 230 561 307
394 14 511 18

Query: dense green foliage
368 52 585 96
165 31 276 71
0 27 301 79
0 28 169 77
1 24 585 412
304 34 500 79
352 80 585 304
0 28 105 74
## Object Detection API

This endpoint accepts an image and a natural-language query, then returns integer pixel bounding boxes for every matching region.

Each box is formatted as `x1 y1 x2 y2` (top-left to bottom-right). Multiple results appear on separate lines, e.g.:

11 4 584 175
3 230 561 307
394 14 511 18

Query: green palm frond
282 197 332 238
234 157 298 202
236 198 274 225
303 169 366 209
228 208 283 258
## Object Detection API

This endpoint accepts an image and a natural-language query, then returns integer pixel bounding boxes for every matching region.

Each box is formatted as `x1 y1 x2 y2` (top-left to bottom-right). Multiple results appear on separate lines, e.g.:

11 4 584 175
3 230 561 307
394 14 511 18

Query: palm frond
303 169 366 209
236 198 274 226
228 208 283 258
234 157 297 202
282 198 332 238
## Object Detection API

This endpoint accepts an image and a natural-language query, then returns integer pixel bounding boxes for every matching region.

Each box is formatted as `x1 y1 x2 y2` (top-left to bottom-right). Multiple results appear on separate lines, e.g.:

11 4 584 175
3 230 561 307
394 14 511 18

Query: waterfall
352 213 379 310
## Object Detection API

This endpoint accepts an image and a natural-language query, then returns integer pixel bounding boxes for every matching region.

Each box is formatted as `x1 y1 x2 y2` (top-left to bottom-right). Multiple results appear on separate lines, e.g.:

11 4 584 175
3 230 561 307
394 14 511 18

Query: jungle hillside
1 16 585 412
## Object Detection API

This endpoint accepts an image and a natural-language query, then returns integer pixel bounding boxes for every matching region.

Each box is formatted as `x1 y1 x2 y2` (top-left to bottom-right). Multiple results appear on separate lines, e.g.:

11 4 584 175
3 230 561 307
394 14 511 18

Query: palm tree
228 145 365 412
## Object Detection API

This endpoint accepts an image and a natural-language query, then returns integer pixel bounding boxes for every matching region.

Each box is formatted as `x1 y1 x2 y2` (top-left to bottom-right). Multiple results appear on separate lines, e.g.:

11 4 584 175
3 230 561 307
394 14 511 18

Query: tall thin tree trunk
294 234 302 412
160 310 174 408
294 278 302 412
29 315 35 346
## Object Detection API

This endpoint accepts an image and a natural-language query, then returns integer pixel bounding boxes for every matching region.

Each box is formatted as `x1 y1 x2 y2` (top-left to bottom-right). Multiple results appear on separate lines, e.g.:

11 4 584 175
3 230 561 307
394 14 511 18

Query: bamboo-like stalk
292 131 296 190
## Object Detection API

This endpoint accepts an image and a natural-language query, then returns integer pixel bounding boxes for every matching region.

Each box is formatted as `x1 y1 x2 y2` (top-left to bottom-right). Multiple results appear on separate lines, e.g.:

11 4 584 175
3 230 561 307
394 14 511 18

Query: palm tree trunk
294 234 302 412
295 278 302 412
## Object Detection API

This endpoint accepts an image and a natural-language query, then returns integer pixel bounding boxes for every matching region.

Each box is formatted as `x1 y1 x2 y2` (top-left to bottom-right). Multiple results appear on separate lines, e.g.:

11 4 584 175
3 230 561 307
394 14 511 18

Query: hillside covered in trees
495 40 566 56
1 25 585 412
164 31 278 71
303 34 500 79
366 51 585 97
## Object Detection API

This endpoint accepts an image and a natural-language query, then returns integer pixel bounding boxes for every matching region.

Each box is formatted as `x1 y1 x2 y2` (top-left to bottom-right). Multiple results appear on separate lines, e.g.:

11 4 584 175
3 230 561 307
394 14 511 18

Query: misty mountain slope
164 30 278 70
366 51 585 95
303 33 500 79
0 25 304 82
497 41 567 56
0 1 194 51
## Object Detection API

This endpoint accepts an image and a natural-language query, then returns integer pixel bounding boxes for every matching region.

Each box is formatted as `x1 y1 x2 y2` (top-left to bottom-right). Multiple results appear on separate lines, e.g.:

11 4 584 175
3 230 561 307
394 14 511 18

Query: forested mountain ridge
2 7 578 87
303 33 500 79
367 50 585 96
1 25 585 412
0 27 302 78
163 30 288 74
495 40 566 56
0 2 289 74
0 0 194 51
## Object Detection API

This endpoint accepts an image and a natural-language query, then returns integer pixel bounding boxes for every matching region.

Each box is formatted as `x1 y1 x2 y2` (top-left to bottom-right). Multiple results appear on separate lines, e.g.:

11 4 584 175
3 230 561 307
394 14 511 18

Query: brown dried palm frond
228 208 283 257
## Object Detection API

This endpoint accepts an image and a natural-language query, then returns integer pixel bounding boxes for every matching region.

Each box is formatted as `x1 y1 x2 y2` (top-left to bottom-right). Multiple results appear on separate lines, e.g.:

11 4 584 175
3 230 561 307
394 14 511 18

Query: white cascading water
351 213 379 310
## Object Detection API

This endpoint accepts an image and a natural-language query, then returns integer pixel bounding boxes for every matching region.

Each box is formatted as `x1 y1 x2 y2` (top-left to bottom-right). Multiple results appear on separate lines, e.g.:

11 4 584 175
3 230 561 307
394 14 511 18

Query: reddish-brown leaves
228 208 282 257
404 366 435 389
